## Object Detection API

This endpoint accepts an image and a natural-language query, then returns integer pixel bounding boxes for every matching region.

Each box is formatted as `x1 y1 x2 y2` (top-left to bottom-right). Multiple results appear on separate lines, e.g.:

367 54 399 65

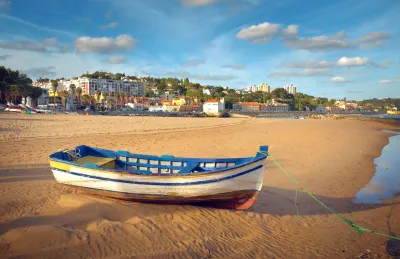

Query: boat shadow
249 185 400 216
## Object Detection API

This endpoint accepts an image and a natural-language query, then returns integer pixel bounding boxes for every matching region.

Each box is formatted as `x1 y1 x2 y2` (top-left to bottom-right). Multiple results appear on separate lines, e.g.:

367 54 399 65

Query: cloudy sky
0 0 399 99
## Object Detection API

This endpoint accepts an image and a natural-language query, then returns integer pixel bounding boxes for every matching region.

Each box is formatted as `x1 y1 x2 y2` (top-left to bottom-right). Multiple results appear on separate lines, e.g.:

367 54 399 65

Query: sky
0 0 399 100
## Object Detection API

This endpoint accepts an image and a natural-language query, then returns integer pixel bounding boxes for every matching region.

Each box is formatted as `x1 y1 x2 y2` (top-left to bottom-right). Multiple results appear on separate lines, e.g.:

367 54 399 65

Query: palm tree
31 87 43 107
114 92 120 109
51 80 58 110
95 89 101 110
80 94 90 106
8 84 22 104
69 84 76 111
76 87 82 109
95 89 101 101
107 98 115 110
58 90 69 111
102 92 109 109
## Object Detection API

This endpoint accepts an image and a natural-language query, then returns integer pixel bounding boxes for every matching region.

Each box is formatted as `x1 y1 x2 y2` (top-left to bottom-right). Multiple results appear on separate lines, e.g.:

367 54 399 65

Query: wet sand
0 113 399 258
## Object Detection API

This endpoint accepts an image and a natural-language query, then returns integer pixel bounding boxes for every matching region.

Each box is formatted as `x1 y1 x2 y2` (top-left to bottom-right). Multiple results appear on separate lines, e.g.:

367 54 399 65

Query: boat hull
50 159 265 210
62 185 260 209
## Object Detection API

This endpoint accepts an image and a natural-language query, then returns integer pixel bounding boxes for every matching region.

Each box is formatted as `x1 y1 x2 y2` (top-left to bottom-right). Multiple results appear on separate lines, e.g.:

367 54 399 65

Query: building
80 78 144 97
193 105 202 112
160 92 179 101
327 106 343 113
149 106 163 112
247 85 258 93
203 98 225 114
260 103 289 112
315 104 327 113
257 83 270 93
283 84 297 95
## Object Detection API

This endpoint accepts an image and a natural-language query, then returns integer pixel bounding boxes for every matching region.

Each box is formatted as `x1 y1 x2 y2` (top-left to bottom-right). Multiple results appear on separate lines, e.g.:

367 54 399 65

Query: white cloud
194 73 238 80
106 56 127 64
337 57 369 67
165 70 238 81
284 31 354 51
329 76 349 83
374 60 391 69
221 64 245 69
0 54 11 60
181 59 205 67
282 60 334 69
180 0 222 7
269 68 332 77
22 66 57 78
236 22 282 43
282 25 298 37
379 79 393 84
74 34 138 53
357 32 391 48
99 22 119 30
236 21 391 51
0 38 59 52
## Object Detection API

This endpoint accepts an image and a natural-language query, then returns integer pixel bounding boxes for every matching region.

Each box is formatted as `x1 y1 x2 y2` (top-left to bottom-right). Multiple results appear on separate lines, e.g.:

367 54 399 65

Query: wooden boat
49 145 269 210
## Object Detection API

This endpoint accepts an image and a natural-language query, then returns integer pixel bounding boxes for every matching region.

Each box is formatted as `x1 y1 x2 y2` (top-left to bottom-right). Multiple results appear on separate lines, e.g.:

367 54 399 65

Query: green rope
259 151 400 241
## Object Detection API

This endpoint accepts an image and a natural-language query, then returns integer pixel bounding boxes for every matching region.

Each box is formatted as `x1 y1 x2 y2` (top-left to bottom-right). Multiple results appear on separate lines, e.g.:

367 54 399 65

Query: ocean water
354 130 400 204
256 116 307 119
362 115 400 119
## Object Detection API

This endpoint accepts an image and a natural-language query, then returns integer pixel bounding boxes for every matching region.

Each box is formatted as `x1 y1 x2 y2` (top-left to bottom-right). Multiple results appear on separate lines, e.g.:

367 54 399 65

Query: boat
4 105 26 113
387 110 400 115
49 145 269 210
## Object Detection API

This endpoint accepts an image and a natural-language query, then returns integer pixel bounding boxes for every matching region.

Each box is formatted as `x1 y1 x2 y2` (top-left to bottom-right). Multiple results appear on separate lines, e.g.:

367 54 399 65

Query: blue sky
0 0 399 100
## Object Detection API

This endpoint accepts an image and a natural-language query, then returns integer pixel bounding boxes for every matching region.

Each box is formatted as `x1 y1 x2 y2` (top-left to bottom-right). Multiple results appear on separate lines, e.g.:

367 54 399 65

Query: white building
283 84 297 95
257 82 270 93
35 78 145 98
203 98 225 114
60 78 144 97
160 92 179 101
247 85 258 93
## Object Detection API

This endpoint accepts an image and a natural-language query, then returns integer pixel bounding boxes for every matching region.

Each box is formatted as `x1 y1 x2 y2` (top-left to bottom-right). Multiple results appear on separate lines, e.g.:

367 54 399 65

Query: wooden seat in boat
75 156 116 168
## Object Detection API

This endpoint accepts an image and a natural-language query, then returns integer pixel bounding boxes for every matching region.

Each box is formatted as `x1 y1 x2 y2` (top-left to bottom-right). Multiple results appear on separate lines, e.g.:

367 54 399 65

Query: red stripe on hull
61 184 260 210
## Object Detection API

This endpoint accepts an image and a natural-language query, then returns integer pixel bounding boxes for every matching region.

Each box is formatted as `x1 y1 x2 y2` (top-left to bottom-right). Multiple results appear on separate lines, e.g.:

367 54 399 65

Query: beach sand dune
0 113 399 258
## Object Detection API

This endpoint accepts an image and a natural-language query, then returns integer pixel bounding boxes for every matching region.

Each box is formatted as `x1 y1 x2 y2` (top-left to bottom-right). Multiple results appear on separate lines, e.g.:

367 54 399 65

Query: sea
354 130 400 204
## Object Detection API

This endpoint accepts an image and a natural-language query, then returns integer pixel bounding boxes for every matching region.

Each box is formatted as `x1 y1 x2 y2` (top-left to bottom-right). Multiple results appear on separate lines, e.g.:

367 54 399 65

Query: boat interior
50 145 268 175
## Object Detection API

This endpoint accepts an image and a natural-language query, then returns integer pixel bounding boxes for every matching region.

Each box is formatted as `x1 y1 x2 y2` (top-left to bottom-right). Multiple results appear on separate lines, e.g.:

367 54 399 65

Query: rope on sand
259 151 400 241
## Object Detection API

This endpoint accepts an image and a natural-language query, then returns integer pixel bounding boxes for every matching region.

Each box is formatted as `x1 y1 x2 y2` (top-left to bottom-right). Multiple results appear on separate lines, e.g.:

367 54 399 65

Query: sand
0 113 399 258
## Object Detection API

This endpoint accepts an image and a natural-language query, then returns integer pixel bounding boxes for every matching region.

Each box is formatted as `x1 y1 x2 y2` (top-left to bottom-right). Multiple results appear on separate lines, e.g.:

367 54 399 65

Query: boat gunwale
48 148 268 178
51 164 264 185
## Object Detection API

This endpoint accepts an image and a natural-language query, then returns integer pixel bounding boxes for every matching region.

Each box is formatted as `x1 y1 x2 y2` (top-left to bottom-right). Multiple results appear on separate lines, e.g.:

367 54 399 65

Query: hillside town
1 68 399 115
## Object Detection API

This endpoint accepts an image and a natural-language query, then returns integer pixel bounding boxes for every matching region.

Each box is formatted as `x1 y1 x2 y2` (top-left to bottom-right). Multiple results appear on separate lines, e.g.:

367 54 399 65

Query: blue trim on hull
52 164 263 186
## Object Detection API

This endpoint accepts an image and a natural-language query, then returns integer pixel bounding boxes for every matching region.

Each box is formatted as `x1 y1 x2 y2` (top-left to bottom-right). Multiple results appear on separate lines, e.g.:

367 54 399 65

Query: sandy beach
0 113 399 258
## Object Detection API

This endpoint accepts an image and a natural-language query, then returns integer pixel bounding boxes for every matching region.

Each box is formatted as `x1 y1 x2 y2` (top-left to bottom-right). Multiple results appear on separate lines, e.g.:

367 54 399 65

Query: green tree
69 84 76 110
107 98 115 110
58 90 69 111
114 92 120 109
30 87 43 107
271 88 289 99
183 78 190 87
76 87 83 108
51 80 59 110
114 73 123 80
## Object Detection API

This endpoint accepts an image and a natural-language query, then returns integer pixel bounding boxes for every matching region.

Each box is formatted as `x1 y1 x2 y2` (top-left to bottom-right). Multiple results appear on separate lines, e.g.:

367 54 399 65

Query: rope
259 151 400 241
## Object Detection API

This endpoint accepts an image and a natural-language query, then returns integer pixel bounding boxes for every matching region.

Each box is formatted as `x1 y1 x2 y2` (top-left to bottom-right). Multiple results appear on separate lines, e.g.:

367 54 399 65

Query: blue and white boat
49 145 269 210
